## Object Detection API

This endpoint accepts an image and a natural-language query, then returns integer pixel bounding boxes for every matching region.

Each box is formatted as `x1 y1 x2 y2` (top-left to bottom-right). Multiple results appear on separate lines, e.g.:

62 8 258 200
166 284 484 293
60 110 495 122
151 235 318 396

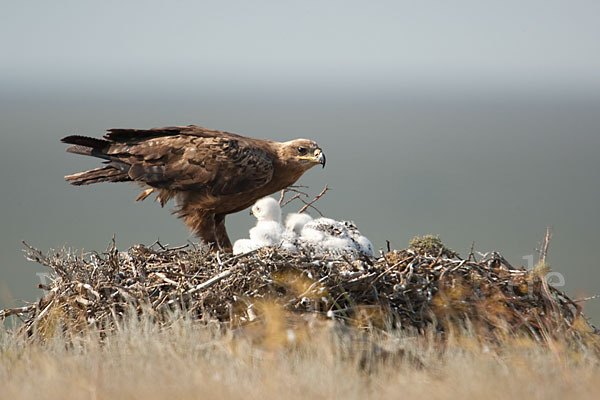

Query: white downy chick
285 213 313 235
248 197 284 247
232 239 256 255
234 198 374 258
298 217 355 257
298 217 374 259
341 221 374 257
252 197 282 224
300 218 347 242
279 212 313 253
233 197 290 254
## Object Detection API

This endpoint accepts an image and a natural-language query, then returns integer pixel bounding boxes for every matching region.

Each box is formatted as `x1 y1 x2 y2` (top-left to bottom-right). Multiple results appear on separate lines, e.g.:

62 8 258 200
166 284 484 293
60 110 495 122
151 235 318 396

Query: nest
1 236 597 346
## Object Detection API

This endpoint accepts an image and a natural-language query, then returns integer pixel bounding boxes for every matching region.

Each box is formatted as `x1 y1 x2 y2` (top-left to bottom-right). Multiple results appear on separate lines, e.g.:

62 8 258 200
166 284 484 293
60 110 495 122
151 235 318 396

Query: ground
2 315 600 400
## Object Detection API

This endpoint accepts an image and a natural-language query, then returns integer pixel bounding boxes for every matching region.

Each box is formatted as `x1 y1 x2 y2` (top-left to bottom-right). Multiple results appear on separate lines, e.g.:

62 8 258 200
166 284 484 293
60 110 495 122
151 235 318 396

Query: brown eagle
62 125 325 251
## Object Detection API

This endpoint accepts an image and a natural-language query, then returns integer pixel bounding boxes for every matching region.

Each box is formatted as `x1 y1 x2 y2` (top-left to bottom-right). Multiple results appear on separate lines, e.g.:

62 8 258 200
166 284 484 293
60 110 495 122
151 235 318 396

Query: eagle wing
64 126 274 196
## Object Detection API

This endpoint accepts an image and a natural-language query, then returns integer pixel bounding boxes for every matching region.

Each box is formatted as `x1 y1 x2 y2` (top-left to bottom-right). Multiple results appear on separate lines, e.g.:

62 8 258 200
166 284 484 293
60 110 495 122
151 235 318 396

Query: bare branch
22 241 53 267
278 189 286 204
281 193 303 208
0 305 36 320
574 294 600 303
297 185 330 214
279 186 311 208
538 227 552 264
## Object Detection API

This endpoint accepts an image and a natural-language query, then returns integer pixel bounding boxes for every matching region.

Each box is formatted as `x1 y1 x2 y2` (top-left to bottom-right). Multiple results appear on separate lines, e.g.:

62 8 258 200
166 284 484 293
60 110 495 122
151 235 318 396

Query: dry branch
278 185 329 216
538 227 553 264
297 184 330 214
0 305 36 320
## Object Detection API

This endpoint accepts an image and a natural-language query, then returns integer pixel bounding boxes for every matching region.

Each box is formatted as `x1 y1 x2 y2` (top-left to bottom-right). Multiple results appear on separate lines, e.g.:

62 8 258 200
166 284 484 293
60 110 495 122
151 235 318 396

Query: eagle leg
177 208 219 250
214 214 233 253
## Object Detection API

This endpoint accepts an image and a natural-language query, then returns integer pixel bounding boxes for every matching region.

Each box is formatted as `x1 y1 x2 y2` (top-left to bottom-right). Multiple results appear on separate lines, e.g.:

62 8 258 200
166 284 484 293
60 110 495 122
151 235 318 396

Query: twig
188 270 232 294
574 294 600 303
278 189 286 204
22 241 53 267
153 272 179 286
288 274 330 306
538 227 552 264
165 243 189 251
283 187 309 198
0 305 36 320
467 241 476 261
281 193 303 208
297 184 330 214
25 298 56 335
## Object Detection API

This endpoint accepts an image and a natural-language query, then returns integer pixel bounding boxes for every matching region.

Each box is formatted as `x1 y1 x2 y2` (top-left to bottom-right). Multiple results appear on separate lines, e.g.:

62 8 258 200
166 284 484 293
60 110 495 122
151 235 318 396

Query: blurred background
1 1 599 321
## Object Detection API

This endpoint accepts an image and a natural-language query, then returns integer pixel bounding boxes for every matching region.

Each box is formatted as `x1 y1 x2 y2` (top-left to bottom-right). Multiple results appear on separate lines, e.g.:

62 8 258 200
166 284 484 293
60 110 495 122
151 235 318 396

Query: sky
2 1 600 92
1 1 599 322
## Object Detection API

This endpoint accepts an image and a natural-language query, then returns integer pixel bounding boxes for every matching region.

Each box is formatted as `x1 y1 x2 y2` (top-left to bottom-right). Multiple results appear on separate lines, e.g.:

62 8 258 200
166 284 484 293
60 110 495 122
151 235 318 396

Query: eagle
61 125 325 251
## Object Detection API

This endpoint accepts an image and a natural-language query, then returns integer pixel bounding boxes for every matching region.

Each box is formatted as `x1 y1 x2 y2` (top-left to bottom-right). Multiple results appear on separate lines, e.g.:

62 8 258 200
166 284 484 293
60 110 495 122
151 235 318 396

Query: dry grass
2 311 600 400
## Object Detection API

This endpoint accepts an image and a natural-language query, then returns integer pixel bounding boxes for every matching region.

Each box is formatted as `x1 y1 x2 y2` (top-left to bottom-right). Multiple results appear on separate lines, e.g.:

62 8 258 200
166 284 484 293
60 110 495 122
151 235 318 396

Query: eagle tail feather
65 145 94 157
62 135 114 161
65 166 130 186
61 135 110 149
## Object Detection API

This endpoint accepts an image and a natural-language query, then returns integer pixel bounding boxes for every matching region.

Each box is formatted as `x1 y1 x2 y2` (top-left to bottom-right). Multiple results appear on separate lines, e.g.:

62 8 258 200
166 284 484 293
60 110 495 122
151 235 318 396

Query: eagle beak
315 148 326 168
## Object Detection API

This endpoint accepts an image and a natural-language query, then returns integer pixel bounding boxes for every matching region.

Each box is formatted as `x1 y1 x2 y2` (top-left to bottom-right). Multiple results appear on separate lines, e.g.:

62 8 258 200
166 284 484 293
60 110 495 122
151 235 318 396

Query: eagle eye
297 147 308 155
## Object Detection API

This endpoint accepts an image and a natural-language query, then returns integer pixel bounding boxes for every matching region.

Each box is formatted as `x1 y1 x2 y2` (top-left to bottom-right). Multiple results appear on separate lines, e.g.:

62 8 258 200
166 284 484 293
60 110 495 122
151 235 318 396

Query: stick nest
2 237 598 346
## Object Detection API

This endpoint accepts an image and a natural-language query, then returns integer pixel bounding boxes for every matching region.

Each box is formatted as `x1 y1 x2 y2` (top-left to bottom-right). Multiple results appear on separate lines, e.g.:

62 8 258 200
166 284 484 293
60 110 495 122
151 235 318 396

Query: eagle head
282 139 326 169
